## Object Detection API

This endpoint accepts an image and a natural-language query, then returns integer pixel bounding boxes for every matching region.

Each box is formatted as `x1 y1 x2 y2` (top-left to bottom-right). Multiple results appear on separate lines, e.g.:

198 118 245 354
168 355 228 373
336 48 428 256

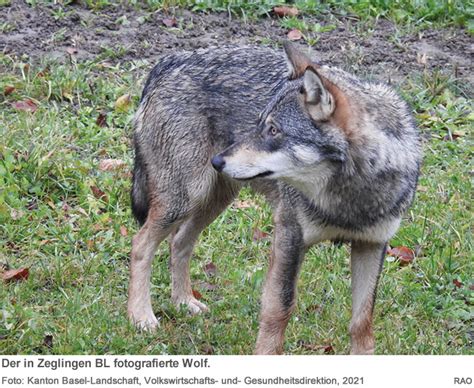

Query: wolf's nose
211 155 226 172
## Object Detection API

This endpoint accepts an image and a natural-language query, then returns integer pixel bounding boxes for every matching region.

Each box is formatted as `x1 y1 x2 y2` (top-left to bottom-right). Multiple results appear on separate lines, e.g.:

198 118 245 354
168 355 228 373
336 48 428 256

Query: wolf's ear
303 68 335 121
283 41 313 80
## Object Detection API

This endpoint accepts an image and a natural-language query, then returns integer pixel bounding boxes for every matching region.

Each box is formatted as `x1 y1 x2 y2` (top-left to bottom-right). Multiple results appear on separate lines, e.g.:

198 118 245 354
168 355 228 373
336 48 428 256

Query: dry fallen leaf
306 304 323 314
201 344 214 355
416 52 428 65
203 262 217 277
97 61 114 69
96 112 108 127
92 224 102 232
86 240 95 250
387 246 415 266
273 6 299 17
27 199 38 211
114 94 131 112
234 199 257 209
99 159 126 171
452 279 463 288
119 226 128 237
43 334 53 349
6 241 20 251
323 344 334 354
300 341 334 354
2 268 29 282
192 289 202 300
12 99 37 113
253 227 270 241
66 47 78 55
287 29 303 41
76 207 89 217
417 185 429 192
4 85 15 96
442 132 463 141
91 185 108 202
10 209 24 220
162 17 177 27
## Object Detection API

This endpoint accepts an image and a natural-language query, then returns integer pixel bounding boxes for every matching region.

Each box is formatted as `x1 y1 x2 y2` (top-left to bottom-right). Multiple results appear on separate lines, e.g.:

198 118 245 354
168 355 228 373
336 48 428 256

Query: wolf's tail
131 142 149 226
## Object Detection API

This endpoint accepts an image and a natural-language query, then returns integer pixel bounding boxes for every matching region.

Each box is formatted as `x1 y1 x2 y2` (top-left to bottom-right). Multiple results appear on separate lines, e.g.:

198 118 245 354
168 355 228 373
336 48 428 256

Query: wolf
129 42 421 355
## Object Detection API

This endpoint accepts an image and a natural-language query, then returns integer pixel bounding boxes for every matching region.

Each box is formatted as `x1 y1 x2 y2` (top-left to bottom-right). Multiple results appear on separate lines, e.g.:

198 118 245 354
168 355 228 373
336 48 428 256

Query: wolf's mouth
234 170 274 181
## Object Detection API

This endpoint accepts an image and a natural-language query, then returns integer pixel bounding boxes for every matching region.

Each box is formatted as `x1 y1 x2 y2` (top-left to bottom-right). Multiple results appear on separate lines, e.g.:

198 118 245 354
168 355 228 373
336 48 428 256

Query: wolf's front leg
255 213 305 355
349 241 387 355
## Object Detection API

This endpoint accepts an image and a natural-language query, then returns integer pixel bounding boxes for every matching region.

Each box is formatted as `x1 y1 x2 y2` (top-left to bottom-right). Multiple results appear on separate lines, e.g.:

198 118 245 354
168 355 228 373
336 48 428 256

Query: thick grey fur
130 44 421 354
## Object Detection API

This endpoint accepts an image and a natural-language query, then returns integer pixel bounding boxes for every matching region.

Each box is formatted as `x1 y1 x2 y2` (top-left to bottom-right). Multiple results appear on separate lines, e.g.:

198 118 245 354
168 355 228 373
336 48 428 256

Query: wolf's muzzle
211 154 226 172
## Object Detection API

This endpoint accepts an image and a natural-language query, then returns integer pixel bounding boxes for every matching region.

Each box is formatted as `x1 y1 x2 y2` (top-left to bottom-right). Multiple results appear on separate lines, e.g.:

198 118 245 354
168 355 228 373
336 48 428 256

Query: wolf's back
130 46 288 225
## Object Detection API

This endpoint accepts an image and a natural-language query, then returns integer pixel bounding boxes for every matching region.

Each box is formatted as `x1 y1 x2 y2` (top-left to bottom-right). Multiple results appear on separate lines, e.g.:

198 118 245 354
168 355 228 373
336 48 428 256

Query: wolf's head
211 42 416 196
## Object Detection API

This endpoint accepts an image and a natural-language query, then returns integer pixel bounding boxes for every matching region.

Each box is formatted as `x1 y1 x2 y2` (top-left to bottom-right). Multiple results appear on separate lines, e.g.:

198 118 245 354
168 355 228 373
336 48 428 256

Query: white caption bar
0 355 472 388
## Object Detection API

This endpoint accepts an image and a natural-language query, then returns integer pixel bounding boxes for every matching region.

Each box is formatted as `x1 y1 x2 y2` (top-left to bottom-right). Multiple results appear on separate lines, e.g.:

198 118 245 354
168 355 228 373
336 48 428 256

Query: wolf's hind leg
349 241 387 354
128 208 175 331
170 178 237 314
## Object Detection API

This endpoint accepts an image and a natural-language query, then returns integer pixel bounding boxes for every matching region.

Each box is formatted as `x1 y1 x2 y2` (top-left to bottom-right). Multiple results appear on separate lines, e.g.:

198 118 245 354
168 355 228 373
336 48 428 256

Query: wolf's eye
268 125 279 136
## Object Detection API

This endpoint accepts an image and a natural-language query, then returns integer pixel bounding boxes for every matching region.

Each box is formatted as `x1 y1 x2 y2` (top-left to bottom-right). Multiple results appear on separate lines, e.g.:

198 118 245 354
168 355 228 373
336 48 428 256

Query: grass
0 3 473 355
6 0 472 31
163 0 473 31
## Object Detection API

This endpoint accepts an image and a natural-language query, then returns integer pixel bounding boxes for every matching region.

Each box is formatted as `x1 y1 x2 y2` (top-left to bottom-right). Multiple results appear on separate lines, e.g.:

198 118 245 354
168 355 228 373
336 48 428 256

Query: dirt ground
1 1 473 89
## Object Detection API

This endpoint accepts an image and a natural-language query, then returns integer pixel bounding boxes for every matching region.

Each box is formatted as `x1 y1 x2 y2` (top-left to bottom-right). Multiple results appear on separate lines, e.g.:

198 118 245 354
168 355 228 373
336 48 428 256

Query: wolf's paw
187 298 209 315
129 311 159 331
174 296 209 315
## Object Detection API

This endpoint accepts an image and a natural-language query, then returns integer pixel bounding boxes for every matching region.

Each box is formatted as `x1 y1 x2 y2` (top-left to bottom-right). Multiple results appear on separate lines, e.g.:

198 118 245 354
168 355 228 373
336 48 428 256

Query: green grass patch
21 0 473 30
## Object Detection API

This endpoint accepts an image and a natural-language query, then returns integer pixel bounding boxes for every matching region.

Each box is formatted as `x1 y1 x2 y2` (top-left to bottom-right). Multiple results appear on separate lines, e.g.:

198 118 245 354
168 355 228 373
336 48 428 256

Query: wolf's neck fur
286 142 393 216
281 161 335 204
